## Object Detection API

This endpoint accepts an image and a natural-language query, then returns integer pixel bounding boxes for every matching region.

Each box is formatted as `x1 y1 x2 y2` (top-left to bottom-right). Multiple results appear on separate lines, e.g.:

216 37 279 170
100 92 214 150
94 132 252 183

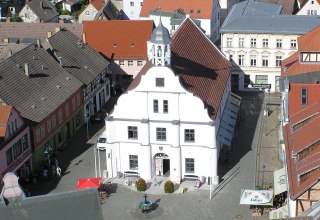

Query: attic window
197 9 201 14
113 43 117 47
131 43 135 47
190 9 194 13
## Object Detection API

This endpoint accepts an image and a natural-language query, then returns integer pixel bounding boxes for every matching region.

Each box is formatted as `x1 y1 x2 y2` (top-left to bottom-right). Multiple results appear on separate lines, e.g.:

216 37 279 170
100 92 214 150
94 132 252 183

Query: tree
11 14 23 22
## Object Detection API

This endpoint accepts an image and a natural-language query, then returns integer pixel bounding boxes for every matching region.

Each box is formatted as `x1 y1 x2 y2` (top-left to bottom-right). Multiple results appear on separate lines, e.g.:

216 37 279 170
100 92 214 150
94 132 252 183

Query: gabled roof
0 188 103 220
27 0 59 22
140 0 214 19
221 0 320 35
83 20 154 60
284 101 320 199
298 25 320 52
47 29 110 85
0 105 12 137
94 0 124 20
0 22 83 42
0 42 83 123
91 0 107 11
129 18 231 120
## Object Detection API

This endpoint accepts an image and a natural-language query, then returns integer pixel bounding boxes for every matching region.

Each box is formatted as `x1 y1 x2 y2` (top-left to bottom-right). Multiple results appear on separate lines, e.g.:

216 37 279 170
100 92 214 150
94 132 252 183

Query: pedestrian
56 166 62 178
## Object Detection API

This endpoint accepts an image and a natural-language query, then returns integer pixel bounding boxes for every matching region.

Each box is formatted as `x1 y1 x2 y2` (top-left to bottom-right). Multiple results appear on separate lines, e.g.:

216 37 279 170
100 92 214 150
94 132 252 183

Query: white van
97 132 107 150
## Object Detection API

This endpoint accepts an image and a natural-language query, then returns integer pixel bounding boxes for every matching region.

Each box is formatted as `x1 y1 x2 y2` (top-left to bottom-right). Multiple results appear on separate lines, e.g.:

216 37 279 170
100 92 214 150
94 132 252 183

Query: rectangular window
262 39 268 48
128 60 133 66
65 103 70 117
156 78 164 87
238 55 244 66
250 55 257 66
291 39 297 49
22 134 29 151
156 128 166 141
276 39 282 48
262 55 269 67
153 100 159 113
227 38 232 47
58 109 63 124
276 56 282 67
47 119 52 133
6 148 13 165
239 38 244 47
128 126 138 139
129 155 138 170
163 100 168 113
85 11 89 15
185 129 195 142
185 158 195 173
250 38 256 48
119 60 124 66
130 1 134 6
52 115 56 128
255 75 268 84
301 88 307 105
137 61 143 66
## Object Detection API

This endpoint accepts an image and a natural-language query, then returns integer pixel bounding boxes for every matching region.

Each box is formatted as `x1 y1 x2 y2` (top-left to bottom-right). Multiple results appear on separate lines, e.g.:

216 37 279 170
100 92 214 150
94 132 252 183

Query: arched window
157 46 162 56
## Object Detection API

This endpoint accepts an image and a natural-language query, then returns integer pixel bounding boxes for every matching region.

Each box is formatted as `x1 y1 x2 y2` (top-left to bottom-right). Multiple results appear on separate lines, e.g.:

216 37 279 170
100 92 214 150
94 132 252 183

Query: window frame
185 158 195 173
262 55 269 67
128 126 138 139
129 155 138 170
238 54 244 66
185 129 195 142
301 88 308 105
250 38 256 48
156 127 166 141
250 55 257 66
155 78 164 87
276 39 282 49
291 39 297 49
276 55 282 67
262 39 269 48
227 38 232 47
153 100 159 113
163 100 168 113
239 38 244 48
128 60 133 66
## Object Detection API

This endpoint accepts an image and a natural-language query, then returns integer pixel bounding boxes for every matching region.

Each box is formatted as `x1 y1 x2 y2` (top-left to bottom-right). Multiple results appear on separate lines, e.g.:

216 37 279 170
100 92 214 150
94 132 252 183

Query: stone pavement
24 92 283 220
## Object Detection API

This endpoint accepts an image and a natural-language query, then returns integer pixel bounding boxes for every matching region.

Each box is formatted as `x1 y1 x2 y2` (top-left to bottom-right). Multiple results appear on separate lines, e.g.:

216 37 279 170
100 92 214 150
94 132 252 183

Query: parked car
97 132 107 150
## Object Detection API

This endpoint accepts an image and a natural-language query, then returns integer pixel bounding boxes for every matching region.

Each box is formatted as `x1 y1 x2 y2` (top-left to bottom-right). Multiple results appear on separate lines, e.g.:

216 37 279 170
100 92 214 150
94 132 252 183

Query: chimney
47 31 52 38
55 27 61 33
8 49 12 57
40 1 44 9
37 39 41 48
82 33 86 44
25 63 29 76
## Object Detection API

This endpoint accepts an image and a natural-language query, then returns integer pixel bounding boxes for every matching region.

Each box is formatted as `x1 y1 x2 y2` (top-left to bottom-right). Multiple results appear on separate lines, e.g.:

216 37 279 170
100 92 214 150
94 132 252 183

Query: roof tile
0 105 12 137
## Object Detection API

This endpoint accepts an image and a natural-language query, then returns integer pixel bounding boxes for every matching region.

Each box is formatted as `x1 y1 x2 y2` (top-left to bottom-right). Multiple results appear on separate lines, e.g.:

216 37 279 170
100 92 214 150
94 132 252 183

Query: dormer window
156 78 164 87
301 88 307 105
197 9 201 13
190 9 194 13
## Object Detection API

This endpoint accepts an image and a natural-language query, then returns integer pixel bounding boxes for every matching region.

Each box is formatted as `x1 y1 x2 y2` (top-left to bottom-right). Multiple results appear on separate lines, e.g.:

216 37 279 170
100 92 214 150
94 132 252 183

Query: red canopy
76 177 102 190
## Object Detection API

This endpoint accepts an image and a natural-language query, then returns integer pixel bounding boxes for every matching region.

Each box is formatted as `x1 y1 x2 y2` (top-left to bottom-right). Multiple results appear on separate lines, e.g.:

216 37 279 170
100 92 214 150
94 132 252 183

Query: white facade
221 33 298 92
122 0 143 20
296 0 320 15
19 6 58 23
105 66 221 183
78 4 98 23
115 59 147 78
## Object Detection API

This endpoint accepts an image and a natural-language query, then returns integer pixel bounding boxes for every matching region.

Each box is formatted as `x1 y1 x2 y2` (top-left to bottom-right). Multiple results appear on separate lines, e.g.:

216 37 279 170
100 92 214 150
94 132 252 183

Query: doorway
154 153 170 176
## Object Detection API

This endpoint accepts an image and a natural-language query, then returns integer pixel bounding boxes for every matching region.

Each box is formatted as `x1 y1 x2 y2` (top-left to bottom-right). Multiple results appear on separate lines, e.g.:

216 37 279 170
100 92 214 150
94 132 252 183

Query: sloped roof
257 0 296 15
91 0 107 11
0 188 103 220
221 0 320 35
48 29 110 85
150 20 171 44
140 0 214 19
0 22 83 42
298 25 320 51
0 42 83 123
0 105 12 137
284 101 320 200
94 0 124 20
27 0 59 22
83 20 154 60
129 18 231 120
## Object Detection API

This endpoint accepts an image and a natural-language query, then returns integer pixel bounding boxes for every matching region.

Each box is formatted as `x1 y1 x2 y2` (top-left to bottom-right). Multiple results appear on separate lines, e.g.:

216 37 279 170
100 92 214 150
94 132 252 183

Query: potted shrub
164 180 174 193
136 178 147 192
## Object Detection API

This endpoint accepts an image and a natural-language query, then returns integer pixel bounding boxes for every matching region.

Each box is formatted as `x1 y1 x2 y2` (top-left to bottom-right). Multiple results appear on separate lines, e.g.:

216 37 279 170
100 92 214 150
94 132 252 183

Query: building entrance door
154 153 169 176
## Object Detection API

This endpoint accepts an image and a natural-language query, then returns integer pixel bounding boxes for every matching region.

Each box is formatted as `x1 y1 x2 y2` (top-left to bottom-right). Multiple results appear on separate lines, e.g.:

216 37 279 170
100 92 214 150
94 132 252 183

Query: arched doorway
154 153 170 177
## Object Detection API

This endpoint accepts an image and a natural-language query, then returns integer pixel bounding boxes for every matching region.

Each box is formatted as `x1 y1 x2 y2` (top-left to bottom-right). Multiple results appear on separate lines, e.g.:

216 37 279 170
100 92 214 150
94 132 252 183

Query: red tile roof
0 105 12 137
288 83 320 116
91 0 106 11
284 101 320 200
83 20 154 60
298 25 320 52
128 18 231 120
140 0 214 19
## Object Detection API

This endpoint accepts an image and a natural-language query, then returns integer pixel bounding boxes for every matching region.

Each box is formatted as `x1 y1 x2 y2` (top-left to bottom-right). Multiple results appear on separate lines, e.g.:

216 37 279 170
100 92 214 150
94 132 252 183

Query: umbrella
240 189 274 206
76 177 102 190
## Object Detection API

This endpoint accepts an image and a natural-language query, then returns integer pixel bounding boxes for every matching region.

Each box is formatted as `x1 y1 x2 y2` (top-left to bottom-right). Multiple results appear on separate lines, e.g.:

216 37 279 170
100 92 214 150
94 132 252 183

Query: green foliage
164 180 174 193
136 178 147 192
11 14 23 22
59 9 71 15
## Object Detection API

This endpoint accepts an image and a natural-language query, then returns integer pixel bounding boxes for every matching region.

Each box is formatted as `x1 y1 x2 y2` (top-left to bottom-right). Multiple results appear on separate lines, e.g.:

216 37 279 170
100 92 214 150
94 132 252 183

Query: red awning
76 177 102 190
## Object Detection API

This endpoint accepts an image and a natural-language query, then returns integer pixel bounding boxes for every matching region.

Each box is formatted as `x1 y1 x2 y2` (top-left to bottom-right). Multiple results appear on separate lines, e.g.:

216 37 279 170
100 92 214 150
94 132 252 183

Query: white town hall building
104 18 241 185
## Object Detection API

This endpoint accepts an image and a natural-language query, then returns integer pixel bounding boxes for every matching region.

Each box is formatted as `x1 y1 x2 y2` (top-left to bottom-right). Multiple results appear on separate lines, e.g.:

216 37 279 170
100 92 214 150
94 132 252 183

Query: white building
220 0 320 92
121 0 143 20
19 0 59 23
104 18 240 184
139 0 221 43
296 0 320 15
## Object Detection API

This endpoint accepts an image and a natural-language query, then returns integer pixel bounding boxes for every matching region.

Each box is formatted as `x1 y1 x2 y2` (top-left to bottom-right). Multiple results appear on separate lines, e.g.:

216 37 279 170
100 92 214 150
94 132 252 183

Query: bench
183 175 199 181
123 171 140 178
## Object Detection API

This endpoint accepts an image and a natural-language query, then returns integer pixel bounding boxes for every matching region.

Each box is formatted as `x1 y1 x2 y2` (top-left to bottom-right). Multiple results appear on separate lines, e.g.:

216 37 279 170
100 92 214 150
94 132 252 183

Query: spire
147 19 171 66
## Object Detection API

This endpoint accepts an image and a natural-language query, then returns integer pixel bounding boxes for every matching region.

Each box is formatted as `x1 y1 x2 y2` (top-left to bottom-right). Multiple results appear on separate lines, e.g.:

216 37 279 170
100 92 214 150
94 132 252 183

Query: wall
78 4 98 23
296 0 320 15
19 6 39 23
122 0 143 20
115 59 147 78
